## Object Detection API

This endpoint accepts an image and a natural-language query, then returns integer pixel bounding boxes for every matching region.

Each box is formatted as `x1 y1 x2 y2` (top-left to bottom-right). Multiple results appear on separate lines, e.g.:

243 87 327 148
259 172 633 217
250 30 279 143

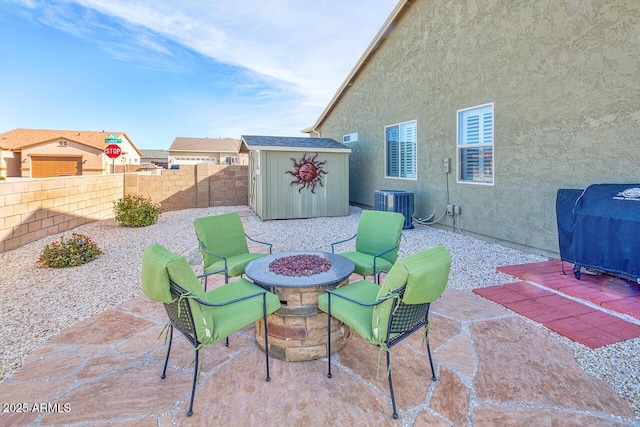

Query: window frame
343 132 358 143
456 102 494 185
384 120 417 180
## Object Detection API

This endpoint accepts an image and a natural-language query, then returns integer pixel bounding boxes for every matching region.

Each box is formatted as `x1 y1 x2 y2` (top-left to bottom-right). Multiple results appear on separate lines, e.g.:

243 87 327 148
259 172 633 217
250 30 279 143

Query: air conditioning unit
374 190 414 229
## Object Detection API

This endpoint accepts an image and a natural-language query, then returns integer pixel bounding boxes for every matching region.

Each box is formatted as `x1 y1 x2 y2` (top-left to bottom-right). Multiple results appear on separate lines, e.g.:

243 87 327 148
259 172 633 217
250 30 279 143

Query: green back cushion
355 210 405 263
142 243 180 303
371 246 451 342
194 212 249 268
141 243 215 343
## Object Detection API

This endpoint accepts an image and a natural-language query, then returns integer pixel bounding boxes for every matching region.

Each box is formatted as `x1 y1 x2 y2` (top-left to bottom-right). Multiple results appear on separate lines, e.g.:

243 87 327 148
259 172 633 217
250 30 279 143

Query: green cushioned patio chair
318 245 451 419
194 212 272 287
141 243 281 417
331 210 405 283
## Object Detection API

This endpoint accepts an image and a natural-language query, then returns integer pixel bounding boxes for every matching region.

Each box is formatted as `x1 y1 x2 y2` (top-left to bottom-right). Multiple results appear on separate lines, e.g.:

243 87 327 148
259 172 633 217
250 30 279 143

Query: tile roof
241 135 350 151
139 149 169 159
0 128 140 155
169 137 240 153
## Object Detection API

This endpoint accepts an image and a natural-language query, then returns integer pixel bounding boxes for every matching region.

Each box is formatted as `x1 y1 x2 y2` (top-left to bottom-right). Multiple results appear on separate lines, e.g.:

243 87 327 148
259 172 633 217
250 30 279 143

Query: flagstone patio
0 277 636 426
1 214 638 426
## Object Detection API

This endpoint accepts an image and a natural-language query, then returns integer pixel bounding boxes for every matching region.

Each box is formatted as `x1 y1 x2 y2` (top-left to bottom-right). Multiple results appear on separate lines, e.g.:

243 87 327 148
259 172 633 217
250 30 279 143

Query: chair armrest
372 243 399 275
197 270 225 279
376 270 389 283
199 241 228 266
245 233 273 254
326 288 396 307
330 233 357 253
373 243 399 261
170 281 268 307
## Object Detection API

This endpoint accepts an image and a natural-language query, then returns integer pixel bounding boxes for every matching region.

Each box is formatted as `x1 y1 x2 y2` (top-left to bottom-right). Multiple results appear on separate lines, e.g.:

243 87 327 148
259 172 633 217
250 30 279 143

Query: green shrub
38 233 102 268
113 194 161 227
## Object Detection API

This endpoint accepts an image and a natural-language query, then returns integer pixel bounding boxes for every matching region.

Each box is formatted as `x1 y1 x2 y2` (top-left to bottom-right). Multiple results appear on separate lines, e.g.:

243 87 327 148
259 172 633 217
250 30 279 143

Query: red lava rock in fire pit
269 254 332 276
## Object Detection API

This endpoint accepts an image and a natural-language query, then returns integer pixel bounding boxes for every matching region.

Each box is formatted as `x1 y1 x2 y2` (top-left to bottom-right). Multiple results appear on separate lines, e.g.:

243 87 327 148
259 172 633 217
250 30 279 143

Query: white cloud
2 0 399 144
69 0 398 104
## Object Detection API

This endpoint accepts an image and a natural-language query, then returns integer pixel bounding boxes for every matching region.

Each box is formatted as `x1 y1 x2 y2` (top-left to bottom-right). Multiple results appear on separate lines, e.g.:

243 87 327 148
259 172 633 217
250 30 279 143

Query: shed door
31 157 82 178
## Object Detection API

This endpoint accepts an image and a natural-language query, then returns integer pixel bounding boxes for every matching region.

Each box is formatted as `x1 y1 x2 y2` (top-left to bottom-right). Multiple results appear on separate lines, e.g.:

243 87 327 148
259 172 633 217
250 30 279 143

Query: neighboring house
140 149 169 169
0 128 142 178
303 0 640 256
168 137 244 168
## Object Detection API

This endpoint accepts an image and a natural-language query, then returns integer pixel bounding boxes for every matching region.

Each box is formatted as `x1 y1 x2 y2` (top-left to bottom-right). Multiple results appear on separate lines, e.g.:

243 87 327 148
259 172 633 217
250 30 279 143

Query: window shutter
386 126 399 178
465 114 480 145
482 111 493 143
399 122 416 179
459 104 493 183
462 147 480 181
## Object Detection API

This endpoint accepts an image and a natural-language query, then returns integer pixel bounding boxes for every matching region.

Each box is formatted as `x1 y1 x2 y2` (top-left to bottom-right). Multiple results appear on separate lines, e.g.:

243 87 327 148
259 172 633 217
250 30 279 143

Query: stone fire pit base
255 280 350 362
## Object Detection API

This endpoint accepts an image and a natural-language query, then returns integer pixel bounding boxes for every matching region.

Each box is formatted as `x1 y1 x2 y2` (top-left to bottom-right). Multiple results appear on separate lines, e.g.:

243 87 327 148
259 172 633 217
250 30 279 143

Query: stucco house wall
311 0 640 256
0 129 142 178
1 150 20 177
168 137 241 168
104 134 141 173
168 150 230 166
21 139 103 176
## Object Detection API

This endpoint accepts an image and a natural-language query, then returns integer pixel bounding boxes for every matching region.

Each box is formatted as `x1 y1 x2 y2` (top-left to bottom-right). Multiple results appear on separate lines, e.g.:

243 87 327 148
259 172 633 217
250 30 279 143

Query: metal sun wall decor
286 152 327 193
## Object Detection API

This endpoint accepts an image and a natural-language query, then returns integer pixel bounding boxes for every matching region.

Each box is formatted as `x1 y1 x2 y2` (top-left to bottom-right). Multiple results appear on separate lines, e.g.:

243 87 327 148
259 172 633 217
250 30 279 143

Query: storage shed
240 135 351 220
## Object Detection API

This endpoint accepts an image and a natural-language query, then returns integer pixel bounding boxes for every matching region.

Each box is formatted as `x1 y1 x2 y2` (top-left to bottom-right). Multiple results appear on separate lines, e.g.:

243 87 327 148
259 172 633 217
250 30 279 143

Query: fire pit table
245 251 355 362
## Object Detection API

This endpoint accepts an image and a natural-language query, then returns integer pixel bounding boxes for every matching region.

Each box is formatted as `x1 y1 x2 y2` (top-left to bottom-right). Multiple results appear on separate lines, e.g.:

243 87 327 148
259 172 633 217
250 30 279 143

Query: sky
0 0 398 149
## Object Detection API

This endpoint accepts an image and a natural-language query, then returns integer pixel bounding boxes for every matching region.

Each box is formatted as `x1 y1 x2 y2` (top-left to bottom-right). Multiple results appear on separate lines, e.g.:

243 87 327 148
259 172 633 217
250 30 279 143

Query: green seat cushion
318 280 380 343
141 243 281 346
204 253 266 277
372 246 451 342
205 278 281 343
339 251 394 278
194 212 250 270
355 210 405 263
319 247 451 346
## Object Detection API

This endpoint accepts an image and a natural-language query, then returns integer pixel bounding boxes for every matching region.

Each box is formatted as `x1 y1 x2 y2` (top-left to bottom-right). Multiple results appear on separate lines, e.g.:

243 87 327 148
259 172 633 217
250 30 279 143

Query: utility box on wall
240 135 351 220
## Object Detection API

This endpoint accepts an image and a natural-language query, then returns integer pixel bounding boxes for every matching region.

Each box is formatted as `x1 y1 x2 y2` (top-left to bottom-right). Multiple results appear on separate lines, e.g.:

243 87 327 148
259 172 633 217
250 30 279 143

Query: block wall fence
0 165 249 253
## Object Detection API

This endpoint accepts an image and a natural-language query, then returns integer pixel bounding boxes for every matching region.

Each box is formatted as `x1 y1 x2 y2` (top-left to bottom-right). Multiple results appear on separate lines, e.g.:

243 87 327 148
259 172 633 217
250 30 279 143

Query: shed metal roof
169 137 240 153
240 135 351 153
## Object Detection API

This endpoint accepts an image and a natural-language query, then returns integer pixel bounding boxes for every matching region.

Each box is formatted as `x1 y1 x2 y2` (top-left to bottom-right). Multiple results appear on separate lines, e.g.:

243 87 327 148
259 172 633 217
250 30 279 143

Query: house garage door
31 157 82 178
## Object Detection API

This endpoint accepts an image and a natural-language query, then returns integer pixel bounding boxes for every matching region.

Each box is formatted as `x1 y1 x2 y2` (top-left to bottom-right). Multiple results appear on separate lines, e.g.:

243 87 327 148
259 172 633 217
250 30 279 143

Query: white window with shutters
385 120 417 179
457 103 494 185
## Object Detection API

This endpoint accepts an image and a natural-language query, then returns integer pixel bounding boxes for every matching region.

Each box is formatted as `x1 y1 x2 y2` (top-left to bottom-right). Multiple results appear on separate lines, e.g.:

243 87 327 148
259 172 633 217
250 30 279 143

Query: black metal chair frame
330 234 400 284
198 233 273 286
161 280 272 416
325 284 436 420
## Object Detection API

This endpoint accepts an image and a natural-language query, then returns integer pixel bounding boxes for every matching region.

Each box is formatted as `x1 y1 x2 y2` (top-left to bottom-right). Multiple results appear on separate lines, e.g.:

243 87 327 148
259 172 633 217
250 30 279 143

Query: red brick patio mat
473 260 640 349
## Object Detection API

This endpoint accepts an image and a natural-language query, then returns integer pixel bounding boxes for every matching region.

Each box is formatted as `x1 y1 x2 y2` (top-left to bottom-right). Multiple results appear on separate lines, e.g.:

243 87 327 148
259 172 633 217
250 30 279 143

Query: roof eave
120 132 142 157
242 145 351 154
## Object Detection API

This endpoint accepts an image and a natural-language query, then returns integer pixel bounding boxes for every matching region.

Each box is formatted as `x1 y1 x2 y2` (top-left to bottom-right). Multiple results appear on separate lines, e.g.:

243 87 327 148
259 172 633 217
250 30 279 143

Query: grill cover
556 184 640 282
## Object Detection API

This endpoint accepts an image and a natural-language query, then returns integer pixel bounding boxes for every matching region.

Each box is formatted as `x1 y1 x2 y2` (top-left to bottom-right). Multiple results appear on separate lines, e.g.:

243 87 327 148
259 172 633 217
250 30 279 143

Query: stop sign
104 144 122 159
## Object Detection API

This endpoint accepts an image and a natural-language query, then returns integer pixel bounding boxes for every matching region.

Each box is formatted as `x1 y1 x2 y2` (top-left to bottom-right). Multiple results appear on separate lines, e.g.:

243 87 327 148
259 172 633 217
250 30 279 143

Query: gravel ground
1 205 638 418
